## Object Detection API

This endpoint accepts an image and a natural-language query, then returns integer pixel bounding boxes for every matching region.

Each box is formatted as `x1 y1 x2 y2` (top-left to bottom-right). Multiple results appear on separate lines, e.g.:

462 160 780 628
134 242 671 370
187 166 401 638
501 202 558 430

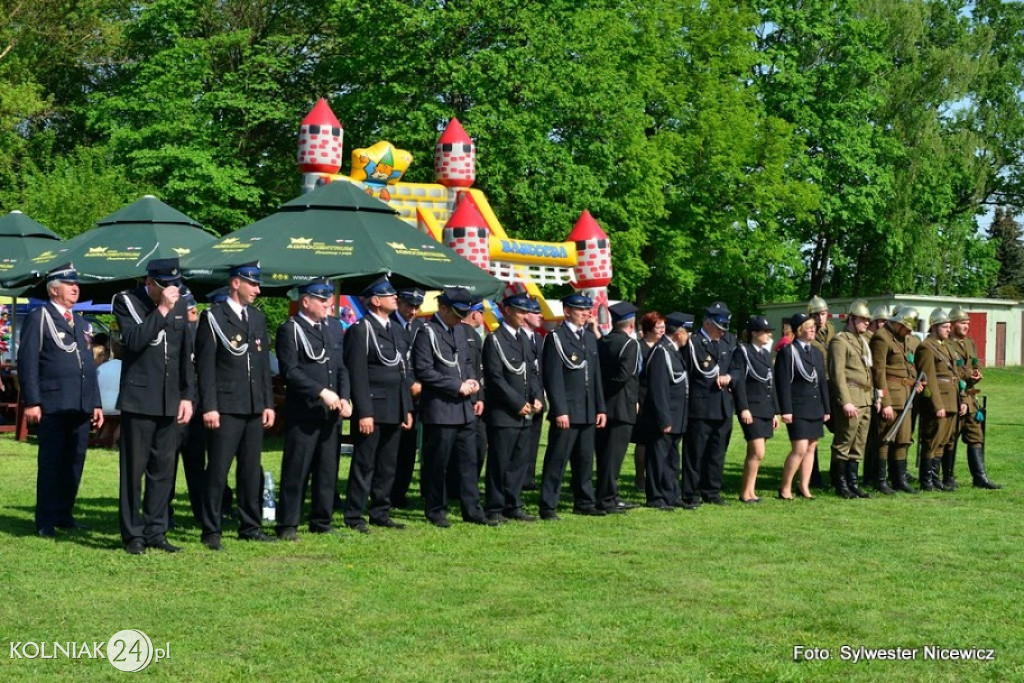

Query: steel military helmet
870 304 890 323
891 305 920 331
928 307 950 329
948 305 970 323
847 299 871 319
808 295 829 314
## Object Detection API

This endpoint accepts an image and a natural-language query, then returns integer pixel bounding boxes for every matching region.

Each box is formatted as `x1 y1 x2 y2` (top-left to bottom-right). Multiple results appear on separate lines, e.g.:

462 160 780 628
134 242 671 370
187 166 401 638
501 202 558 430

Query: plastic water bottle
262 471 277 522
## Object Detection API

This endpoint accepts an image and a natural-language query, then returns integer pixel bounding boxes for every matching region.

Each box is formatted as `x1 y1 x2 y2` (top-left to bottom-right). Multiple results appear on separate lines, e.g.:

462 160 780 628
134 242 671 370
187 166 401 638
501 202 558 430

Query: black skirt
786 417 824 441
741 416 775 442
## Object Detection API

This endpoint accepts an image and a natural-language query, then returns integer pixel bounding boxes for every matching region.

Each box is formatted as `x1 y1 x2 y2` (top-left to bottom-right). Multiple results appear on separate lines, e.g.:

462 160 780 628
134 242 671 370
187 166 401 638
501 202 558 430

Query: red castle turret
434 118 476 188
297 98 343 174
567 210 612 289
443 193 490 270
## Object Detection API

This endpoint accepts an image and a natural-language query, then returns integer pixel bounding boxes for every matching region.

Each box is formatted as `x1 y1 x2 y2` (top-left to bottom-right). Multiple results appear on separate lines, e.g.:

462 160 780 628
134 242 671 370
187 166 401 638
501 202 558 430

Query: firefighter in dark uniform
275 280 352 540
869 306 921 494
18 264 103 538
915 309 965 491
681 302 742 507
390 287 425 508
113 258 195 554
343 277 413 532
948 306 1000 489
733 315 779 503
641 312 690 510
413 287 493 527
595 301 642 513
520 297 546 490
448 299 487 497
195 261 276 550
539 293 607 519
482 294 544 522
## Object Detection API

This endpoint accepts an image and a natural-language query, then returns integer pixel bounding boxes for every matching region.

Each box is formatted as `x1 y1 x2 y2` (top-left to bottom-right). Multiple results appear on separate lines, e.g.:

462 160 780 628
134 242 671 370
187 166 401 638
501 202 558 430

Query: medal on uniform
571 353 578 362
58 332 66 340
255 338 262 351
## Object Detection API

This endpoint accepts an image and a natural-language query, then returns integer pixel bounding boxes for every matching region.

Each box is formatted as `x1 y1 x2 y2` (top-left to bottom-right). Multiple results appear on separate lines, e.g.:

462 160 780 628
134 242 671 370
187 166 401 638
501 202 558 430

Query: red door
967 312 987 367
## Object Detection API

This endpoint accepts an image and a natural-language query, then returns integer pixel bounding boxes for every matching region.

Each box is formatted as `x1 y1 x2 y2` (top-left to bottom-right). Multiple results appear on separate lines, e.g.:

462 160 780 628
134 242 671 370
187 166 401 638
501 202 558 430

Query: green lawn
2 369 1023 681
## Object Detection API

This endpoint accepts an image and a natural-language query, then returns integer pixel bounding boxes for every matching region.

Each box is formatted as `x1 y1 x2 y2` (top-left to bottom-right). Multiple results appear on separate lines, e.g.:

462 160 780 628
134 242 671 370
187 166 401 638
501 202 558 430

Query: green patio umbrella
182 181 503 297
0 210 63 296
3 195 217 299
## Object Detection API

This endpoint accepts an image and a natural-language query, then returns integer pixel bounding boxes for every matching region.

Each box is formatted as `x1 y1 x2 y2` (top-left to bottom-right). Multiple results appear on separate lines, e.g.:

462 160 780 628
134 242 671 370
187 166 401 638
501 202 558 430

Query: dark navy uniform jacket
774 341 831 419
344 313 412 425
18 303 100 414
542 323 605 425
733 343 779 419
642 337 688 435
682 329 743 421
276 315 350 424
597 329 641 424
483 324 543 429
413 315 477 425
113 286 195 416
195 301 274 415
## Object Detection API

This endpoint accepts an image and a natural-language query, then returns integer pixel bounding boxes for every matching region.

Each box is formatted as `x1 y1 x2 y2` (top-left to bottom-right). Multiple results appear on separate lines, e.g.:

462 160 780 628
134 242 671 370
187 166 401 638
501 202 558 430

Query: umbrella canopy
182 181 503 297
2 195 217 299
0 210 63 296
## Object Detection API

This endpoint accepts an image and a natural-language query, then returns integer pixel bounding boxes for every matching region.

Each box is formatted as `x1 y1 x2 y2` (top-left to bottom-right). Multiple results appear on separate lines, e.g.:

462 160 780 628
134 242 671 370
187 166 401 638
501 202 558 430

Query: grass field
2 368 1023 681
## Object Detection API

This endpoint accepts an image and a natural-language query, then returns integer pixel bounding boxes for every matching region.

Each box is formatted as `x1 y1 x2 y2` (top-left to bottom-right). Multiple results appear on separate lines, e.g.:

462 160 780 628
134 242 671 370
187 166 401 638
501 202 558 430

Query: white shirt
97 359 122 415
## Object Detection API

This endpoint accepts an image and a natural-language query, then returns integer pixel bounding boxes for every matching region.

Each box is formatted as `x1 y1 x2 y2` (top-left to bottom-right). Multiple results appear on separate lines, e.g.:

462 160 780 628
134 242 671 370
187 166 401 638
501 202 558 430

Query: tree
988 207 1024 299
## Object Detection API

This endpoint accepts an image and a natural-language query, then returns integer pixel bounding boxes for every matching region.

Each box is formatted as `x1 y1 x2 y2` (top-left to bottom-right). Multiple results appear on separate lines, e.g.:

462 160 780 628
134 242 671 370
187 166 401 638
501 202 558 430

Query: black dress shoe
572 507 607 516
599 506 628 514
202 535 223 551
148 540 183 553
57 521 90 531
370 518 406 530
486 514 509 524
125 539 146 555
647 503 675 511
777 489 795 501
37 526 57 539
240 530 278 542
706 496 729 506
309 526 339 535
466 517 500 526
346 523 370 534
739 496 762 504
539 512 561 521
616 501 640 510
672 500 701 510
429 518 452 528
505 511 537 522
277 527 299 541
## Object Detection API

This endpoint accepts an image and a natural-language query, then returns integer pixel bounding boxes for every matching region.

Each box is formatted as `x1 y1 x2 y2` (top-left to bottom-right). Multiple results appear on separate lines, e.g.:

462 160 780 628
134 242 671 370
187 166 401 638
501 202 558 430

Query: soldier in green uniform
807 295 835 488
862 304 891 488
827 300 874 498
914 309 965 491
869 306 921 494
948 306 1001 489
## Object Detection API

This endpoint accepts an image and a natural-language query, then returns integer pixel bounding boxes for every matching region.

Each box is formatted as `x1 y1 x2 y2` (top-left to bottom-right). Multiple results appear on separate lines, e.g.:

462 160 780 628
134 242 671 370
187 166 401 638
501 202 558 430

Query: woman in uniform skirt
775 313 831 500
734 316 779 503
630 311 666 490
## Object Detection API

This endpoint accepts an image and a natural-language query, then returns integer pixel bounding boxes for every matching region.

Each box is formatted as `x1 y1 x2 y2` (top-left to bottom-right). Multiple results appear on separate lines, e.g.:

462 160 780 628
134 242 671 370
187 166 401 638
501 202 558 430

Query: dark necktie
241 308 248 324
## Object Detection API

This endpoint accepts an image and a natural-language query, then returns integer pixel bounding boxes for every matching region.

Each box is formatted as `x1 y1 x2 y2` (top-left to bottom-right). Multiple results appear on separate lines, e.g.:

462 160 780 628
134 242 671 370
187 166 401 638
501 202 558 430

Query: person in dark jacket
776 313 831 500
114 258 195 554
595 301 642 513
18 264 103 538
389 287 425 508
519 297 546 491
195 261 276 550
275 279 352 540
734 316 779 503
482 294 544 522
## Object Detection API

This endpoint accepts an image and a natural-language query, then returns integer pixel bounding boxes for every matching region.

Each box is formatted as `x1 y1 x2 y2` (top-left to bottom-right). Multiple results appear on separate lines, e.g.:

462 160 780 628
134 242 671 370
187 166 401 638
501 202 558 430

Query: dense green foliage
3 0 1024 316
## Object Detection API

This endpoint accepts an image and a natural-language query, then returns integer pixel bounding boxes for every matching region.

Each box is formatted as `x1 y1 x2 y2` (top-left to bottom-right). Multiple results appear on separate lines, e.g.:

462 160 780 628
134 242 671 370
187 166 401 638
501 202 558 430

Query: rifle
883 370 927 444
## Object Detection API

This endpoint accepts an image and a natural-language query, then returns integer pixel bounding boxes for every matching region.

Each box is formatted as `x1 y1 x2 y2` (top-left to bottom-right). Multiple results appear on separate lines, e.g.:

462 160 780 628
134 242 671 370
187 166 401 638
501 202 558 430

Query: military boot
875 459 896 495
919 459 936 491
846 460 870 498
941 444 958 490
931 458 948 491
893 459 918 494
966 445 1002 489
831 456 854 499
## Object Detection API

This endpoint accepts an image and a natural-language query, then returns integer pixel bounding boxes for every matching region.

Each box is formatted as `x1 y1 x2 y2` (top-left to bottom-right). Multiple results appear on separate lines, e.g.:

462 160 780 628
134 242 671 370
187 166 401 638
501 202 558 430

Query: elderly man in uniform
869 306 921 494
681 302 742 507
114 257 195 554
275 279 352 540
642 311 690 510
595 301 643 513
413 287 492 527
827 299 874 498
18 264 103 538
390 287 425 509
482 294 543 523
195 261 276 550
343 277 413 532
915 309 965 491
539 293 607 519
948 306 1000 489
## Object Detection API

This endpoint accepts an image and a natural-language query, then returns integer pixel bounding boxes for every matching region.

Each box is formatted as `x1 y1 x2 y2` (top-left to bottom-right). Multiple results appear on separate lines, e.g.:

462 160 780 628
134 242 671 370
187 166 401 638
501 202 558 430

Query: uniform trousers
279 417 341 532
830 405 871 462
522 408 544 489
683 417 732 502
344 421 401 526
540 423 598 514
484 423 531 517
390 423 419 506
645 431 682 507
119 412 178 544
36 411 90 529
201 413 264 539
595 420 634 509
920 414 957 460
421 422 485 522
